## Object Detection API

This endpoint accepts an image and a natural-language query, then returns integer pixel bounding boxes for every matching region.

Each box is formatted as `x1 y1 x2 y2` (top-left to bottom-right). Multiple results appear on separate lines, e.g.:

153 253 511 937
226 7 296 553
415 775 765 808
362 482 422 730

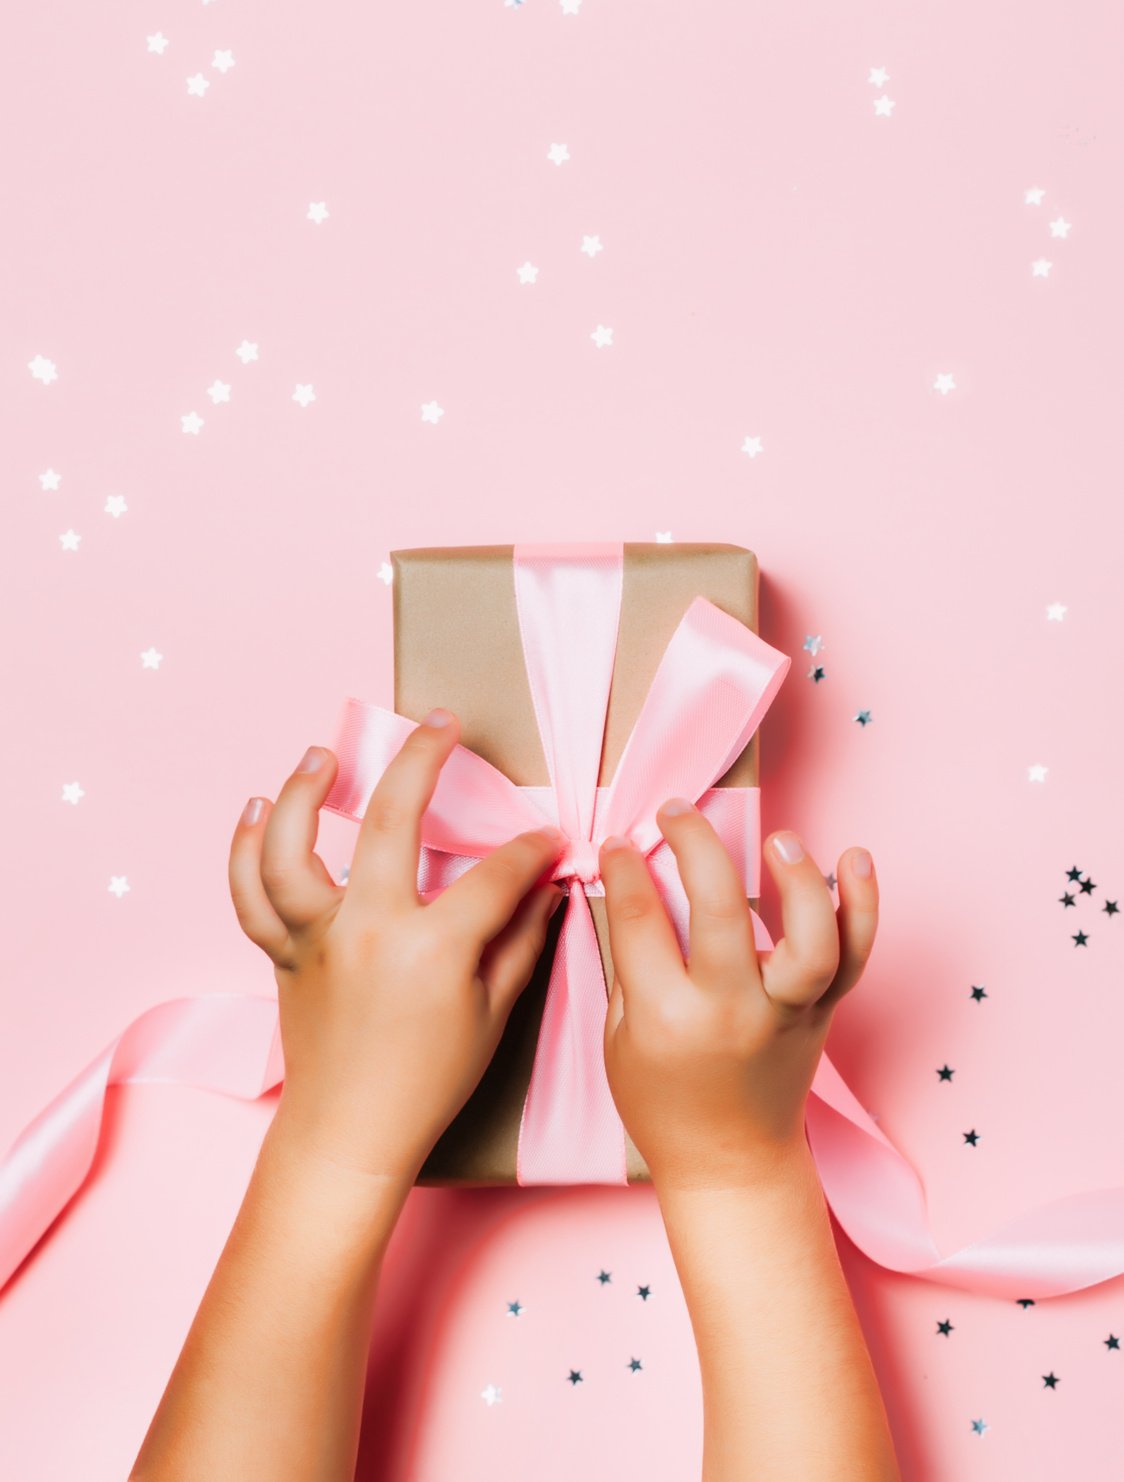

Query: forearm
656 1145 900 1482
130 1111 412 1482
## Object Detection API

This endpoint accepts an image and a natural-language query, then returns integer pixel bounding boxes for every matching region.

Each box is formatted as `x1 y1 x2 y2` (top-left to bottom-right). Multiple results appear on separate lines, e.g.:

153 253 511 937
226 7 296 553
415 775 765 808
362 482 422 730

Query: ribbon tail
805 1054 1124 1297
0 994 283 1293
516 890 629 1187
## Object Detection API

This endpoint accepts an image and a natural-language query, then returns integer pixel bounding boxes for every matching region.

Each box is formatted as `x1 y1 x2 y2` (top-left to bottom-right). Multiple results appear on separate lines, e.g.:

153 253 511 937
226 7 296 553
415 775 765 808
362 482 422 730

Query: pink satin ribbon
3 542 1124 1298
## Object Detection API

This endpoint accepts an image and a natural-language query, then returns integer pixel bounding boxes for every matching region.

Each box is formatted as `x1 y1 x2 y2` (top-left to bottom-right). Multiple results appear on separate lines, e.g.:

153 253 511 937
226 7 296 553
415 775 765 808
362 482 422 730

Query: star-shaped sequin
936 1065 954 1082
628 1357 643 1372
808 665 826 682
963 1130 980 1146
567 1369 583 1385
1072 930 1089 946
854 710 872 726
937 1320 954 1336
1104 900 1119 917
970 985 987 1002
596 1270 611 1285
1105 1334 1120 1351
506 1300 523 1317
637 1284 651 1301
1042 1372 1059 1389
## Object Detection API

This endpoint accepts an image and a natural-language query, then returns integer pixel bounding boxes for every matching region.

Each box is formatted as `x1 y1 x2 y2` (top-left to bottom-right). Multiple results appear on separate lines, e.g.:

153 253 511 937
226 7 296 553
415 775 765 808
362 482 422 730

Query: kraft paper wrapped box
350 541 774 1188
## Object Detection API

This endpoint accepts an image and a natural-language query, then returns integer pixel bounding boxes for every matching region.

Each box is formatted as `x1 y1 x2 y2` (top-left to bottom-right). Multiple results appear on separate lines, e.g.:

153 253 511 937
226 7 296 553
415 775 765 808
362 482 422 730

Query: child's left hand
227 708 567 1183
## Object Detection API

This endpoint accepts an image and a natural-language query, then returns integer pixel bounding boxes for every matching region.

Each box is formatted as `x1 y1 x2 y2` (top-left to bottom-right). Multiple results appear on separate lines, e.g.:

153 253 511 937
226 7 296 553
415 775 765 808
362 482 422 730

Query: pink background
3 1 1122 1477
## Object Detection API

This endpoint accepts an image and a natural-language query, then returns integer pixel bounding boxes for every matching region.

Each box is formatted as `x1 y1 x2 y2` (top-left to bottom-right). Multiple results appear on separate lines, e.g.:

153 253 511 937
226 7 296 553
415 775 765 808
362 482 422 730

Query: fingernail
852 849 873 879
661 797 695 816
421 707 453 727
601 834 632 852
772 831 805 864
297 746 324 773
241 797 263 826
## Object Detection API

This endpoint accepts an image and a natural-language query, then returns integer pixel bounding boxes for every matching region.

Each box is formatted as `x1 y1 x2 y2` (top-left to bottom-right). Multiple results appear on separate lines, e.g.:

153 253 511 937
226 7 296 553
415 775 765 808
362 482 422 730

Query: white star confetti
873 95 895 117
292 384 316 408
105 494 128 518
1031 258 1052 277
516 261 539 285
186 73 210 98
580 234 603 257
207 379 232 404
803 634 825 656
1045 602 1067 621
481 1384 503 1405
108 876 131 899
377 562 394 585
39 469 62 491
868 66 889 86
1048 217 1071 238
307 202 329 225
741 435 764 457
181 410 204 434
235 339 259 364
420 400 445 423
591 325 613 348
212 49 235 74
1027 764 1048 783
655 531 673 543
140 647 164 670
933 373 956 395
1024 187 1046 205
146 33 169 56
547 142 570 166
61 782 85 805
28 355 58 385
59 530 81 552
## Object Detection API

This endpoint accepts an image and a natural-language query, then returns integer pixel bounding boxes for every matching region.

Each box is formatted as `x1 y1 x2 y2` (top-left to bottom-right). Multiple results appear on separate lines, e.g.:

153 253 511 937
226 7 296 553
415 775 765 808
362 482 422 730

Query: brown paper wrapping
394 543 761 1187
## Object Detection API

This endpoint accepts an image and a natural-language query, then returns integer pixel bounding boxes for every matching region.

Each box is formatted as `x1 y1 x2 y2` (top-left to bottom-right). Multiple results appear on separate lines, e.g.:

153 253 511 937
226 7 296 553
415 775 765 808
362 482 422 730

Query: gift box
323 542 791 1187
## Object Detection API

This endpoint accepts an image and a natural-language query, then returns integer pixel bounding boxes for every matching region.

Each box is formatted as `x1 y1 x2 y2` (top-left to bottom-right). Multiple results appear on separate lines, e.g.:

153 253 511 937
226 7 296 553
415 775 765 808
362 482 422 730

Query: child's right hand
598 800 878 1192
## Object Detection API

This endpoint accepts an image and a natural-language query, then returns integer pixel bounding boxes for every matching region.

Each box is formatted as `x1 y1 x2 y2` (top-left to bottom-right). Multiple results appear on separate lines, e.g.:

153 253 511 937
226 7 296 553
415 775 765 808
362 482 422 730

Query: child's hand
228 709 567 1182
599 800 878 1192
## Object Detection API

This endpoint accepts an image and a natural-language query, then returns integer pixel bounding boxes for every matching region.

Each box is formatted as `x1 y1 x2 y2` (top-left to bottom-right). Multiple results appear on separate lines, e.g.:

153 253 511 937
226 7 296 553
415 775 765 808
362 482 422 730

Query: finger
757 830 841 1015
814 847 879 1013
598 834 684 1002
258 746 346 932
228 796 291 962
478 882 566 1018
346 708 461 917
654 797 757 989
604 970 624 1043
432 825 568 947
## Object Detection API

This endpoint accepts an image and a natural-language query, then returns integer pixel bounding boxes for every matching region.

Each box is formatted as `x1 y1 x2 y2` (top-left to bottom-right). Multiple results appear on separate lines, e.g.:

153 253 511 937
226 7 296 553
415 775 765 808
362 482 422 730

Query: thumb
478 883 566 1019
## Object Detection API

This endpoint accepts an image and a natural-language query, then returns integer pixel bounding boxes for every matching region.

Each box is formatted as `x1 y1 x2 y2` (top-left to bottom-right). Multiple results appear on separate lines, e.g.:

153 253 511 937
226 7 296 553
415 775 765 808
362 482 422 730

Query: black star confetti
1042 1372 1060 1389
936 1065 954 1082
1059 892 1076 907
1105 1334 1120 1351
567 1369 583 1386
628 1358 643 1373
808 665 826 683
1072 929 1089 947
937 1320 954 1336
1016 1298 1036 1309
506 1300 523 1317
1057 863 1121 944
596 1269 611 1285
1079 876 1097 895
963 1130 980 1146
824 870 837 891
637 1284 652 1301
1066 865 1083 881
970 985 988 1002
1105 899 1120 917
854 709 872 726
970 1419 988 1436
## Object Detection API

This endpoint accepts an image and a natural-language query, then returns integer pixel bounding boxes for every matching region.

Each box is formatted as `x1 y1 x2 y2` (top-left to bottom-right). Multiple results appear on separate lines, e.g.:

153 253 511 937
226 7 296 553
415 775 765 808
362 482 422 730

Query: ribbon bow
322 542 790 1184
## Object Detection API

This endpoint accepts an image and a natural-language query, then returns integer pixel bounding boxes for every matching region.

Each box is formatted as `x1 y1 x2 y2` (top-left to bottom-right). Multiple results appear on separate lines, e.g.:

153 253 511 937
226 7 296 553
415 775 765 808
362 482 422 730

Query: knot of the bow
554 836 602 887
